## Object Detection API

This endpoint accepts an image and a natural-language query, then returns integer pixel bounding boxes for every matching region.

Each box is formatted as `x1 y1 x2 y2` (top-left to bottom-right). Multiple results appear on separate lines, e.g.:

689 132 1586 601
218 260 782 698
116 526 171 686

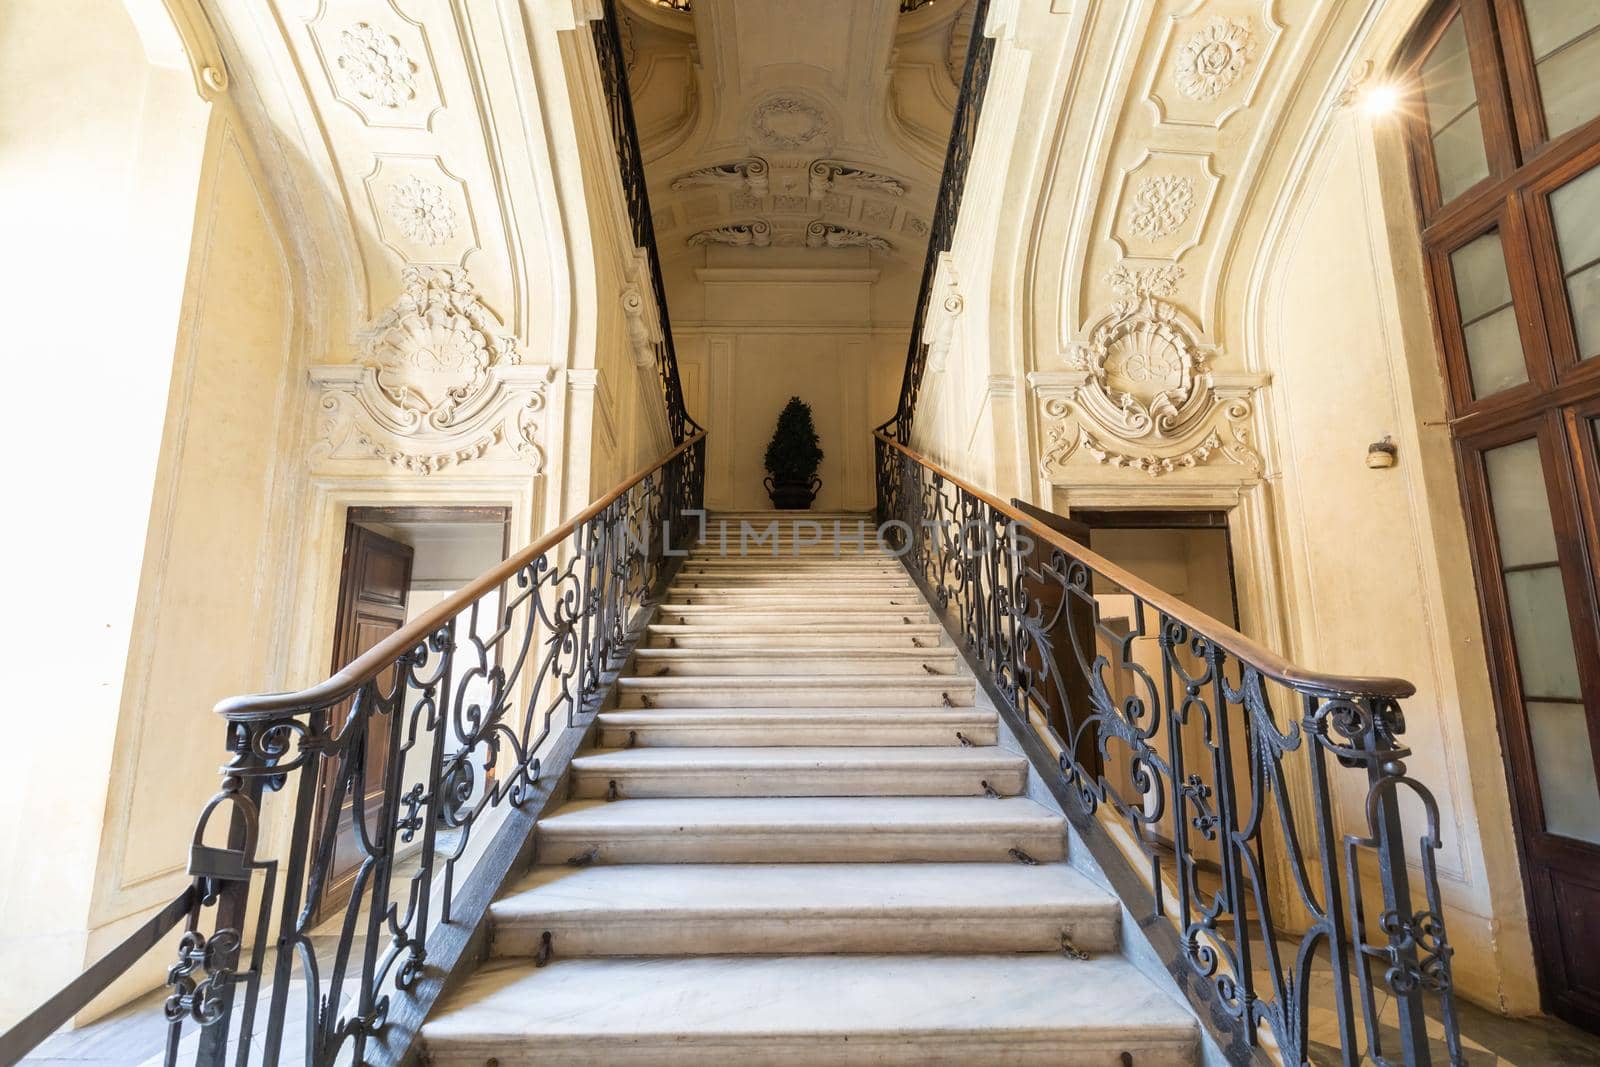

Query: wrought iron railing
880 0 994 444
594 0 700 445
875 431 1463 1067
0 433 705 1067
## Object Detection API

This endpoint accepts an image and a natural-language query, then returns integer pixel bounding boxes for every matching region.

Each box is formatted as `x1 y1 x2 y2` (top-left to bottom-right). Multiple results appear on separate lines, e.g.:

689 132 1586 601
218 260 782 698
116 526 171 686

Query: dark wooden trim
1068 508 1231 530
347 506 513 527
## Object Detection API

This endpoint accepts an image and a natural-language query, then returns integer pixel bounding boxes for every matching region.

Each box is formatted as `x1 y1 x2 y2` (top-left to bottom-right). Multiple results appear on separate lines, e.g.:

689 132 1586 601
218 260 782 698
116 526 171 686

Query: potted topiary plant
763 396 824 509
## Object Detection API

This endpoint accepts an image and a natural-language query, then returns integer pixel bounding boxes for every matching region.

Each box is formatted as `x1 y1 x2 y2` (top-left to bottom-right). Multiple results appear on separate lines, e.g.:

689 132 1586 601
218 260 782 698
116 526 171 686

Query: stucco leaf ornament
1174 18 1256 102
360 268 519 430
389 177 457 247
337 23 417 108
1128 174 1195 241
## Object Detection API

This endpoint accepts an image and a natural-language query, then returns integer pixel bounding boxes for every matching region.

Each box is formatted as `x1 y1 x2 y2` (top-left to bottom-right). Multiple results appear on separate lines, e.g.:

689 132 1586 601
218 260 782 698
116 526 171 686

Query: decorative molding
806 221 891 251
1033 264 1266 480
671 157 770 197
808 160 907 199
1174 17 1255 102
388 176 457 246
337 22 417 108
310 268 552 475
750 95 833 150
1127 173 1194 240
687 220 772 247
922 253 964 374
621 285 662 368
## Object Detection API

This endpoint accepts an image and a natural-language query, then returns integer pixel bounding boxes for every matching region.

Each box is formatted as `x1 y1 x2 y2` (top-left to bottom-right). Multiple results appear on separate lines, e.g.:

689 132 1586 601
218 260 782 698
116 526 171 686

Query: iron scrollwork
149 435 704 1067
875 432 1464 1067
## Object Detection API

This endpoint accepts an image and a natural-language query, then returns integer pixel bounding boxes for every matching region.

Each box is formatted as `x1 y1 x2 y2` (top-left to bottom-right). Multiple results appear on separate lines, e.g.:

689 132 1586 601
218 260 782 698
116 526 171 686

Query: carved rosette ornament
1174 18 1255 102
310 268 553 475
1127 174 1194 240
1033 265 1265 479
337 23 418 108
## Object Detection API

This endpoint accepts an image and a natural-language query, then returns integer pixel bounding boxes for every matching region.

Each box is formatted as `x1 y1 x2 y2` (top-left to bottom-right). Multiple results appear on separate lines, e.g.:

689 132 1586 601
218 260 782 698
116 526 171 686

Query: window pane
1484 438 1558 567
1549 162 1600 360
1420 16 1490 201
1526 701 1600 845
1523 0 1600 139
1504 566 1582 699
1451 232 1528 396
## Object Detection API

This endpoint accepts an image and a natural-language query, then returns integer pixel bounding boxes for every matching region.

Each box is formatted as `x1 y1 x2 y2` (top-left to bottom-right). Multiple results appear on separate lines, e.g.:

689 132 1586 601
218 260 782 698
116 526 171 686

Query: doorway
315 506 510 920
1074 509 1241 869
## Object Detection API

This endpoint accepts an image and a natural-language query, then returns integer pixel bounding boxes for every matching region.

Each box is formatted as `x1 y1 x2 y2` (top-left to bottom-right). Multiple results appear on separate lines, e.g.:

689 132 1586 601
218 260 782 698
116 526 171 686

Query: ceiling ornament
808 160 907 200
1032 264 1264 480
309 268 552 475
686 220 772 247
336 22 418 108
671 157 770 198
922 257 964 375
806 222 891 251
388 176 458 247
751 96 833 150
1174 17 1255 102
1127 174 1194 241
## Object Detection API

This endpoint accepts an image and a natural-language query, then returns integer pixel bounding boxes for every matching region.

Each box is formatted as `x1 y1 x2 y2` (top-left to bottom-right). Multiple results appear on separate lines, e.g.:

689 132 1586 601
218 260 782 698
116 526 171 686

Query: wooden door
1009 500 1100 777
315 523 413 919
1402 0 1600 1030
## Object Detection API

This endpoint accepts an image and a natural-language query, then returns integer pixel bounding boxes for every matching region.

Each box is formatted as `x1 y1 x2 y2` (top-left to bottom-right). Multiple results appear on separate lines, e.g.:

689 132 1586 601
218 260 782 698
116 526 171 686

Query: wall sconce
1367 435 1398 469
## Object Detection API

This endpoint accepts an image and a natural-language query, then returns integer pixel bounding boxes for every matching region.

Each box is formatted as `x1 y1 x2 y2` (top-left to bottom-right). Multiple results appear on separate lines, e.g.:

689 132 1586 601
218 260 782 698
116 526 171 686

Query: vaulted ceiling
620 0 971 291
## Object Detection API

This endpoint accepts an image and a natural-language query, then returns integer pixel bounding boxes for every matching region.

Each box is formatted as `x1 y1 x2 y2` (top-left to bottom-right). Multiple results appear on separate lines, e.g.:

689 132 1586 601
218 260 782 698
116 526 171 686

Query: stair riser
663 596 927 609
594 722 997 747
645 633 942 649
615 684 975 709
535 827 1066 865
671 580 917 593
492 912 1119 958
630 657 960 677
567 766 1026 799
427 1037 1193 1067
655 610 934 624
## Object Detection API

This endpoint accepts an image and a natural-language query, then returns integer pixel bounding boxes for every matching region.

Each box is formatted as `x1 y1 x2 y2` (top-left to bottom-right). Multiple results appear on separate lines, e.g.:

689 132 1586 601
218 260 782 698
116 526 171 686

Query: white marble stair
488 863 1120 956
424 955 1198 1067
568 744 1027 798
421 513 1198 1066
594 706 997 747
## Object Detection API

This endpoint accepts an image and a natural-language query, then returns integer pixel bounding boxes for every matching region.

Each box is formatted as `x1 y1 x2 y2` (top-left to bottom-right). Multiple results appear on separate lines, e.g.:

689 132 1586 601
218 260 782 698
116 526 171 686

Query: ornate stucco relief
750 95 834 151
308 7 444 131
362 156 478 266
1033 265 1265 480
1107 151 1220 260
311 268 551 475
686 220 772 247
809 160 907 199
1144 3 1282 130
671 158 770 197
806 222 891 251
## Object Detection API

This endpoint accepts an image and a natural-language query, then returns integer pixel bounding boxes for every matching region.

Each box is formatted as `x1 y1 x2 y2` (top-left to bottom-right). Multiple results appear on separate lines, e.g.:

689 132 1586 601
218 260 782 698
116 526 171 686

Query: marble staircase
421 513 1198 1066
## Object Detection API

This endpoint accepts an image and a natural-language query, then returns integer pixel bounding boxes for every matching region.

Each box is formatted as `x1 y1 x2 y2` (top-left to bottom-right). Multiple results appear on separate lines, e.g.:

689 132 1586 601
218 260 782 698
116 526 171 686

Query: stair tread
633 648 953 661
596 707 992 721
617 674 966 688
424 954 1195 1045
539 795 1062 832
492 862 1114 920
572 746 1022 770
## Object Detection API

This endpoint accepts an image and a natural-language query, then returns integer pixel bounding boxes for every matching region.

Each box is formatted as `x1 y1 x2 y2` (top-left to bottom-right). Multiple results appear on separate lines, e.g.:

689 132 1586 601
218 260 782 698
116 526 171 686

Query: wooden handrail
876 431 1415 700
215 431 704 721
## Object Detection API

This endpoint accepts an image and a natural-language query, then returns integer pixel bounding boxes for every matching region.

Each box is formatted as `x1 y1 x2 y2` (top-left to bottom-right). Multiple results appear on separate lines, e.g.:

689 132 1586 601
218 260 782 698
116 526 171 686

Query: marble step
535 796 1065 864
677 557 903 570
594 707 996 747
489 862 1120 956
629 647 959 677
613 673 975 708
661 593 928 609
422 954 1197 1067
670 576 917 591
644 623 945 649
654 607 936 627
568 745 1026 798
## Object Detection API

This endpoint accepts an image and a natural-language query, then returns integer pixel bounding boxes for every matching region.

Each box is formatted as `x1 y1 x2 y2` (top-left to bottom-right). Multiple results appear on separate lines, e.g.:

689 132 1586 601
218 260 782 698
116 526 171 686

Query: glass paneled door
1405 0 1600 1033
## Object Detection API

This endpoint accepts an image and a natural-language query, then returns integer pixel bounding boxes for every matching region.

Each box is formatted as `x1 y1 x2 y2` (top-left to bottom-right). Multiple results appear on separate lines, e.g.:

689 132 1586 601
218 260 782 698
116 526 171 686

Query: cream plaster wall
0 0 215 1027
907 0 1540 1017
